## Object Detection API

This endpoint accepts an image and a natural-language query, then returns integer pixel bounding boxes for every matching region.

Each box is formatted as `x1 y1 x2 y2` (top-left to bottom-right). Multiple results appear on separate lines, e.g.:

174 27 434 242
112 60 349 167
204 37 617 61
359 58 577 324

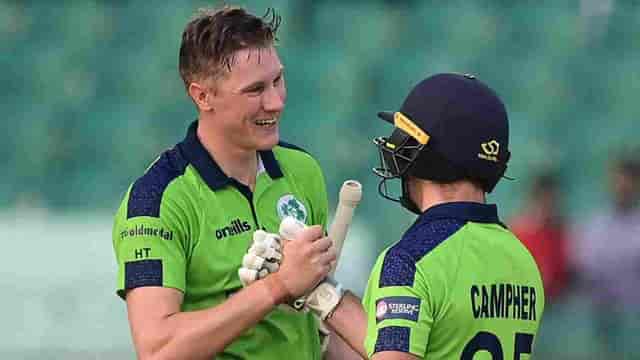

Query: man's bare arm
325 292 368 359
127 277 287 360
372 352 420 360
324 326 365 360
126 225 335 360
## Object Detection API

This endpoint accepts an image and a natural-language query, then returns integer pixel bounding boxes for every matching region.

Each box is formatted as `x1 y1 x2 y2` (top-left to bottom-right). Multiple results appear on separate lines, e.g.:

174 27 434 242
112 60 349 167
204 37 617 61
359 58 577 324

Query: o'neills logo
216 218 251 240
120 224 174 240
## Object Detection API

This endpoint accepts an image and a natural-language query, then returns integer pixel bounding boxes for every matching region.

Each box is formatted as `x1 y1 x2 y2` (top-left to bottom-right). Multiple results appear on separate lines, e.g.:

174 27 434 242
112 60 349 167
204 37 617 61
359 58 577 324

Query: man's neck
414 179 486 212
197 119 258 189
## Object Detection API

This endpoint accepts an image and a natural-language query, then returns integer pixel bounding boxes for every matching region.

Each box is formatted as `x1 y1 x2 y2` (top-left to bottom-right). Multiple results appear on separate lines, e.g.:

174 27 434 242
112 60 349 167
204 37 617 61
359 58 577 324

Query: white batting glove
238 230 282 287
279 217 345 320
305 276 344 320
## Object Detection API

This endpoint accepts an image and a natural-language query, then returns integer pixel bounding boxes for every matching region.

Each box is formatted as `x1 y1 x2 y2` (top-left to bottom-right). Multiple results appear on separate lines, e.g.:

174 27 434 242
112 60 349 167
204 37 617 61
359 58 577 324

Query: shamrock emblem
277 194 307 223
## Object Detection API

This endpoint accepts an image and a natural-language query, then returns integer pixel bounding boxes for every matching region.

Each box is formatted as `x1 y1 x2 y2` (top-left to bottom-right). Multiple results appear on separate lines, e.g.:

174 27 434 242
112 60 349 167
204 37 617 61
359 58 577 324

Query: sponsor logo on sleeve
119 224 174 241
375 296 421 323
376 300 389 319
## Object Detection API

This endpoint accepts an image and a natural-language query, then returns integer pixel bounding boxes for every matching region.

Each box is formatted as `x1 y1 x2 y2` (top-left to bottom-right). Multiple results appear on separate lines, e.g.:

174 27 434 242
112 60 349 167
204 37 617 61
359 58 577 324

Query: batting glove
303 276 344 320
279 217 345 320
238 230 282 287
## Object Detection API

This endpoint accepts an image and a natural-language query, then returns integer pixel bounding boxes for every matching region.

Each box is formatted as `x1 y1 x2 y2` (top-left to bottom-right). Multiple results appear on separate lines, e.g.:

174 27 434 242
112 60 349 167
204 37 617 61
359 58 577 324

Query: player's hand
238 230 282 287
270 225 336 301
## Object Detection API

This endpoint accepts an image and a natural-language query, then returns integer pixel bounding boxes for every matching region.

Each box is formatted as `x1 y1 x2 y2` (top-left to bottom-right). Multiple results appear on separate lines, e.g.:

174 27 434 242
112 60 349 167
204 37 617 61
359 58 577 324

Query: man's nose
262 87 285 112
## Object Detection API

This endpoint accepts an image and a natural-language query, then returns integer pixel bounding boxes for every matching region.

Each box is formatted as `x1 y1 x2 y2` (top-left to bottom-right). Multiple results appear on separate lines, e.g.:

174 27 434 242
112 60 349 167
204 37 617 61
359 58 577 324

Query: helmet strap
399 177 422 215
376 177 400 203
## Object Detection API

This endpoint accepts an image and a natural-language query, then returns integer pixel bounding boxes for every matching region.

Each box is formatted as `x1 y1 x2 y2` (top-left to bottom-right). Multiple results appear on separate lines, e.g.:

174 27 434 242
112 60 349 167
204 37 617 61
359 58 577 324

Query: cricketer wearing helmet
361 73 545 359
254 73 545 359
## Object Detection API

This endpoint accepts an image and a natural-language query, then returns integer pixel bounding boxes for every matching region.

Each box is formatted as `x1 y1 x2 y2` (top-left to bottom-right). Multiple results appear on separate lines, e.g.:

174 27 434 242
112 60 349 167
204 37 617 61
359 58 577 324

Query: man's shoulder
124 146 193 219
398 218 467 262
272 141 323 178
376 218 466 288
275 141 309 154
273 141 318 165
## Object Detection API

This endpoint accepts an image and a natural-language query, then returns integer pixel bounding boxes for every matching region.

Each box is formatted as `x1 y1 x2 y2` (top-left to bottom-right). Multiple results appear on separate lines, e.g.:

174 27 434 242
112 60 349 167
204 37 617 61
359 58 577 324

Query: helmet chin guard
372 128 425 211
372 129 424 180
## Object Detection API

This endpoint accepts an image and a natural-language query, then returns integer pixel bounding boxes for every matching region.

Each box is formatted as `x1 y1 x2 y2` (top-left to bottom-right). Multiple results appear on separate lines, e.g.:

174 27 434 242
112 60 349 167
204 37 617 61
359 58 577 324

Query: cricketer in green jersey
111 6 357 359
303 74 545 359
361 202 543 359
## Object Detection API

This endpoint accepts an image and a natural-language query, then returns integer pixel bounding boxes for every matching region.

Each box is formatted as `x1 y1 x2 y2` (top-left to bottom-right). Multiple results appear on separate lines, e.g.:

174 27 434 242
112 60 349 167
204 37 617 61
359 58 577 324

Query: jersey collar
418 201 501 224
178 121 284 191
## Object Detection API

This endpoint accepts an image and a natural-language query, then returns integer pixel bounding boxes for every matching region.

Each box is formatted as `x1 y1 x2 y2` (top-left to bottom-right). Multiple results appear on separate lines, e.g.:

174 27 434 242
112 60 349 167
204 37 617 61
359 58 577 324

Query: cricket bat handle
328 180 362 275
279 180 362 275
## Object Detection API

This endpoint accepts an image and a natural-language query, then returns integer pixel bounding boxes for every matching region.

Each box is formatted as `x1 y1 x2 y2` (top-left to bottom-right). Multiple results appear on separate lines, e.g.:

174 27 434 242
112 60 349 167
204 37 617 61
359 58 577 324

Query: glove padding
304 276 344 320
238 230 282 287
278 217 345 320
238 219 345 321
236 226 304 313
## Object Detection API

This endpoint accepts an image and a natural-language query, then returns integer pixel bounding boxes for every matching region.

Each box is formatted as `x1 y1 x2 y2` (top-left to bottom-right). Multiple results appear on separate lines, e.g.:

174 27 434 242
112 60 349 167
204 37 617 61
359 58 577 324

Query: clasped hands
238 218 343 320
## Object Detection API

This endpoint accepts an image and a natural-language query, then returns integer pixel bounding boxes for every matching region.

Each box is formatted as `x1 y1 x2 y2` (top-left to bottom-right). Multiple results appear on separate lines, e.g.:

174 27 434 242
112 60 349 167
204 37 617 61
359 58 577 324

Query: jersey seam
432 221 469 324
189 165 205 267
163 166 199 266
165 175 194 272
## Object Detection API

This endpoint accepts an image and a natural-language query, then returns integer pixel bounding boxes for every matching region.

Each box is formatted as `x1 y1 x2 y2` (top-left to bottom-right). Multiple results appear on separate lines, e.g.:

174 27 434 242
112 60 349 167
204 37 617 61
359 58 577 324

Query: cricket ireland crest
276 194 307 223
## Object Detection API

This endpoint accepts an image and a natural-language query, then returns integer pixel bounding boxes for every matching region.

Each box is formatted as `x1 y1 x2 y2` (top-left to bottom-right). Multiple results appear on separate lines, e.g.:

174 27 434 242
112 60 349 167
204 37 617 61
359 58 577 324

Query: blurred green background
2 0 639 358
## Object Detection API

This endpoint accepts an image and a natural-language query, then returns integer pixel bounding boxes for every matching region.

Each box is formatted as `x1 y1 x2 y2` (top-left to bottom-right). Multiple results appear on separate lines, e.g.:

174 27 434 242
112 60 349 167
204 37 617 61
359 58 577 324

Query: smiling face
206 46 286 152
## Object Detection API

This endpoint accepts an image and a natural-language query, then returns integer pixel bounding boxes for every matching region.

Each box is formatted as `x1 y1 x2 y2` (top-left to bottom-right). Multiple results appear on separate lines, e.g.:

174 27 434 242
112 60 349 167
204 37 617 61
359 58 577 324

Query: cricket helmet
372 73 511 212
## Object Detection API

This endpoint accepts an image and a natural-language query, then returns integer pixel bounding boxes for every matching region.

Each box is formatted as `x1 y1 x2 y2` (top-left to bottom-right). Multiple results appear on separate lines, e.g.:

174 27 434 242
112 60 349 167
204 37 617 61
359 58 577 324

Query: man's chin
256 134 280 151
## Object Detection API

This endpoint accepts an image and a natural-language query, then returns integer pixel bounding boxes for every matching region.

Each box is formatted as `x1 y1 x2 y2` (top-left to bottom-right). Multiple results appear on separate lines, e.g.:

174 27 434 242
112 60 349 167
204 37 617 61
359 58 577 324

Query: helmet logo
478 140 500 162
276 194 308 223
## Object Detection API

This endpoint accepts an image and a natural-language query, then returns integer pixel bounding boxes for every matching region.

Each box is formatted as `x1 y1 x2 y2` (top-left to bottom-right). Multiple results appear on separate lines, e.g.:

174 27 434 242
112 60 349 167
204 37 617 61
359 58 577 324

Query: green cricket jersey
112 121 328 359
363 202 544 359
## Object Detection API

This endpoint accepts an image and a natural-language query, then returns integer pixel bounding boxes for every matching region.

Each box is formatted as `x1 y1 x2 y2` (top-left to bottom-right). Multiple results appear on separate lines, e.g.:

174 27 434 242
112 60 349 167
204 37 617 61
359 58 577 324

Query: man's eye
274 75 282 85
247 86 264 94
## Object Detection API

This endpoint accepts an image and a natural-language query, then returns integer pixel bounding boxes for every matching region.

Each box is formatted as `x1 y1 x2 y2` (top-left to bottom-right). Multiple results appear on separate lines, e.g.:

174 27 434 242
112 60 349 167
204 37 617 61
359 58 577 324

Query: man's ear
188 82 214 112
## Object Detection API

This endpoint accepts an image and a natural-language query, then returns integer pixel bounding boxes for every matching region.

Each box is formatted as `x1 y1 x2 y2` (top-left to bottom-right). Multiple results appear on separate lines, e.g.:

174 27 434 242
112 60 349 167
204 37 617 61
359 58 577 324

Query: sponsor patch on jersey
375 296 421 323
119 224 174 241
276 194 308 223
215 218 251 240
125 259 162 289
